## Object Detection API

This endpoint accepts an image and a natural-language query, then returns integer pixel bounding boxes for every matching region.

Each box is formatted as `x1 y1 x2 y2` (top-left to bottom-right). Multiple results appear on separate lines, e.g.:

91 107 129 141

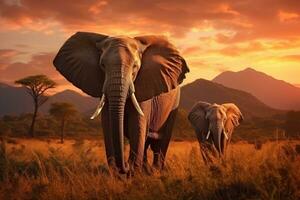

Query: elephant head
188 102 243 156
53 32 189 173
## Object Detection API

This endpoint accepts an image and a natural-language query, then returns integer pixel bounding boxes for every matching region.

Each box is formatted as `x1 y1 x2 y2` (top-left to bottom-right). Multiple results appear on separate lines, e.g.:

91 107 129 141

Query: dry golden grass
0 138 299 200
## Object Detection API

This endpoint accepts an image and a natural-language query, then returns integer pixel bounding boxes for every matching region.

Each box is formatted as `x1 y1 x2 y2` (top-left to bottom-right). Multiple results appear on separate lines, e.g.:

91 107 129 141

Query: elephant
188 101 243 164
53 32 189 174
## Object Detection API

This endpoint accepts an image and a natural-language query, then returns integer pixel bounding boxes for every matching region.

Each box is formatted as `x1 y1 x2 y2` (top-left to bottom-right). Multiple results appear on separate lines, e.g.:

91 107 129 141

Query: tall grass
0 138 299 200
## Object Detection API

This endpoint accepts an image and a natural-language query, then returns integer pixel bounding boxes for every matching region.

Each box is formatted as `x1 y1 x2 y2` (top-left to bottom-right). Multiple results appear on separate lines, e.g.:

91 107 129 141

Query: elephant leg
101 104 115 169
143 138 150 163
203 142 220 165
142 137 154 174
195 130 213 165
127 100 151 172
152 108 178 170
195 129 220 165
149 139 160 169
200 143 214 164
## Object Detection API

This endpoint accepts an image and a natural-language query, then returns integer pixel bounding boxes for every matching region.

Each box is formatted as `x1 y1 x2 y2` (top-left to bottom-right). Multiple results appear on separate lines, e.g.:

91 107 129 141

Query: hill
1 79 282 119
180 79 280 119
0 83 97 116
41 90 97 114
0 83 33 115
213 68 300 110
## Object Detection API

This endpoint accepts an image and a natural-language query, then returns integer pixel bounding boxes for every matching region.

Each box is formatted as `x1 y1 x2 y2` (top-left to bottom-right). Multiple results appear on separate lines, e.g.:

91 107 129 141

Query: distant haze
1 68 299 117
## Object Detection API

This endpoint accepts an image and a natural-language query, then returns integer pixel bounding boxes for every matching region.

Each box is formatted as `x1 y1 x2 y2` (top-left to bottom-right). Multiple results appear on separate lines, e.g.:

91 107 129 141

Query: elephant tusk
222 121 229 140
131 93 144 116
206 130 211 140
223 130 229 140
90 94 105 119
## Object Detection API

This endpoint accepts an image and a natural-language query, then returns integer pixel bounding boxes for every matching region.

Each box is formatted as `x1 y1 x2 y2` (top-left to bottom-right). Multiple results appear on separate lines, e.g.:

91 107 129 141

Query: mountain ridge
0 84 97 116
213 68 300 110
0 77 283 118
180 78 280 119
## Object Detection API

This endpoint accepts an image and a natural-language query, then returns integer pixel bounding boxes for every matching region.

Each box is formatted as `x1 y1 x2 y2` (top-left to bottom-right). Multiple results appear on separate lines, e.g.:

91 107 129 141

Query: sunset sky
0 0 300 93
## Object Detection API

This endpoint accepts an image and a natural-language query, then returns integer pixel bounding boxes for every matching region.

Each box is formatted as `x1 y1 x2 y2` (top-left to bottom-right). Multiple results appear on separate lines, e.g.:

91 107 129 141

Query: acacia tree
49 102 77 143
15 75 56 137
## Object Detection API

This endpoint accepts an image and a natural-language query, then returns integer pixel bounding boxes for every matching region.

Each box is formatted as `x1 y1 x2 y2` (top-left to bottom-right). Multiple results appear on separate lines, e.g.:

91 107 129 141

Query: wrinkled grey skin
53 33 189 175
98 37 143 173
188 102 243 163
98 37 181 174
102 87 180 174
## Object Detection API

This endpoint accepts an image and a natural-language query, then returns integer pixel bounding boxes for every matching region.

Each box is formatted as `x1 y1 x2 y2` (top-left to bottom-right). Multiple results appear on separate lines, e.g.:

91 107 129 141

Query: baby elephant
188 102 243 163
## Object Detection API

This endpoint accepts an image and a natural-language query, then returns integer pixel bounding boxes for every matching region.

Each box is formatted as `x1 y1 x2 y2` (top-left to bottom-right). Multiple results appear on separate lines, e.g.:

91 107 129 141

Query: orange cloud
0 50 86 93
0 51 63 86
278 10 299 22
0 49 25 69
0 0 300 90
219 42 265 56
0 0 299 42
280 54 300 62
182 46 203 56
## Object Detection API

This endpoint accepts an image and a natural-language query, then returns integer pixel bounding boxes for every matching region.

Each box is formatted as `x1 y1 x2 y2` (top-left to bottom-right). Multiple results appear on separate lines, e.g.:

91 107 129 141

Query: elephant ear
53 32 108 97
222 103 244 130
188 101 211 141
134 35 190 102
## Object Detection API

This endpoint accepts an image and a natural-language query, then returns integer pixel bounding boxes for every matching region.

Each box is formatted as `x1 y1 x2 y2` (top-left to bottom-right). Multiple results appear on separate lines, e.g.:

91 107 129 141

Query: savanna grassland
0 138 299 200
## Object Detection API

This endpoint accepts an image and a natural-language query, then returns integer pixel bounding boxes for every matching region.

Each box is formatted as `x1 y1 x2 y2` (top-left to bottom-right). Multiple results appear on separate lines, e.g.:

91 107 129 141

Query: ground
0 138 299 200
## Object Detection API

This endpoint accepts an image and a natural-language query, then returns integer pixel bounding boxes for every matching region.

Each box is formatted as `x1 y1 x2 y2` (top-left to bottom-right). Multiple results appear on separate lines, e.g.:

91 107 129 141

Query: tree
49 102 77 143
15 75 56 137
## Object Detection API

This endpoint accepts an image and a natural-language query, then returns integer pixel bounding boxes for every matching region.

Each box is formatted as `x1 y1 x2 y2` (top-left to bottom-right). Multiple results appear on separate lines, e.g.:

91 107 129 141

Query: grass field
0 138 299 200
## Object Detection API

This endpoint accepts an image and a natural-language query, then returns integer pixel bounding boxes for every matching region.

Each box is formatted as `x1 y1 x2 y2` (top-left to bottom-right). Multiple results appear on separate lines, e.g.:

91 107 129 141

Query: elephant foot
152 163 162 172
142 162 154 175
106 164 128 179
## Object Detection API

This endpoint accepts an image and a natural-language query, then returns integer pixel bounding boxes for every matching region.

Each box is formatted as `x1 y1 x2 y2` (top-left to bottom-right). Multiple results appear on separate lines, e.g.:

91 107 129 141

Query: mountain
1 79 280 119
0 83 97 116
213 68 300 110
40 90 98 114
294 84 300 88
0 83 33 115
180 79 280 119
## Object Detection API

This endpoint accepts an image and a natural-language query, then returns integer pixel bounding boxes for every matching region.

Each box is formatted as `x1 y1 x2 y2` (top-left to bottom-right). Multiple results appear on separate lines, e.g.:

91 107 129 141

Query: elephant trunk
106 72 129 174
212 124 223 156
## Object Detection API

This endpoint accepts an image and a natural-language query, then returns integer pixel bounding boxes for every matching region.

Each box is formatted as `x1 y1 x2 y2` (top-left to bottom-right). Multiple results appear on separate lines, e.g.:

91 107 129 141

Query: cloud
0 51 61 83
280 54 300 62
218 41 265 56
182 46 202 56
0 50 87 93
0 0 97 28
1 0 300 89
0 0 299 42
220 0 300 41
0 49 25 69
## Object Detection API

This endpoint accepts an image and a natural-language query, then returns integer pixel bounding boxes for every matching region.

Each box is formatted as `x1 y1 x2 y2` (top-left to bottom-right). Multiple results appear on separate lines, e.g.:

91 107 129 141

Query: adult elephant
53 32 189 174
188 102 243 164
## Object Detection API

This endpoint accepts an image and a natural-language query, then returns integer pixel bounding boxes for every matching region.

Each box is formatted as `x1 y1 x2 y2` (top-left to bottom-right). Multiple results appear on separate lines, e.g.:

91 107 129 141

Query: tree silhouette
15 75 56 137
49 102 77 143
